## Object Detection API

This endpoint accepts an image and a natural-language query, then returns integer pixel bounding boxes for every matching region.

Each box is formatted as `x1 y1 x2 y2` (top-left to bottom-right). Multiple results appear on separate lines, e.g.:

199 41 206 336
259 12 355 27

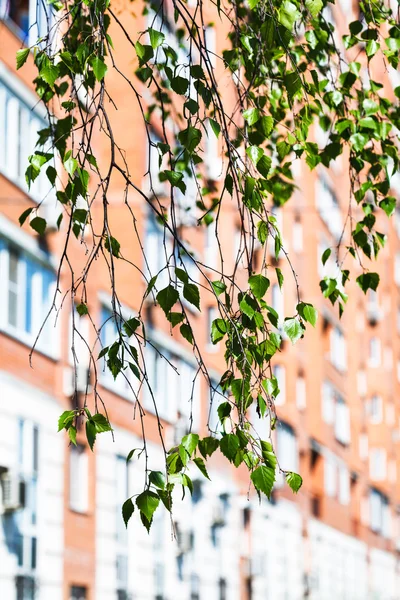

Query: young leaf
219 434 240 462
209 118 221 138
183 283 200 310
193 457 211 480
211 280 226 296
286 471 303 493
303 304 317 327
91 56 108 81
283 318 303 344
19 207 33 227
321 248 331 266
58 410 75 431
181 433 199 457
16 48 30 70
211 318 227 344
86 420 97 450
157 285 179 314
30 217 47 236
136 490 160 522
122 498 135 527
148 28 165 49
149 471 166 489
250 465 275 497
243 108 260 126
198 437 219 459
68 426 77 446
249 274 269 299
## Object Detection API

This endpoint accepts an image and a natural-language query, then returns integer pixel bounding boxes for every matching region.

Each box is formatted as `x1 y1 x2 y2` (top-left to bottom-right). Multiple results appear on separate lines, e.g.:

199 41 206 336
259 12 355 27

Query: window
206 306 219 351
144 214 171 289
322 381 335 424
386 403 395 426
205 119 222 180
370 449 387 481
70 587 87 600
324 452 350 505
368 337 381 368
335 398 350 445
330 327 347 371
296 376 306 410
154 563 165 600
204 219 218 270
116 456 129 594
69 444 88 513
144 340 200 425
315 177 342 239
292 219 303 252
208 380 225 437
147 133 168 197
357 370 367 397
190 574 200 600
276 422 297 472
271 284 284 322
359 434 368 461
273 364 286 405
0 78 50 195
369 395 383 424
2 0 49 42
0 237 56 353
16 576 36 600
218 578 227 600
100 306 138 399
370 489 390 537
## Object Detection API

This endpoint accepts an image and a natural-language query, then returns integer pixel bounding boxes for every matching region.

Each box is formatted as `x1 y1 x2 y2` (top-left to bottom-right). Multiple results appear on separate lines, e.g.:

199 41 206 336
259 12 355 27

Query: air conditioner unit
1 473 25 512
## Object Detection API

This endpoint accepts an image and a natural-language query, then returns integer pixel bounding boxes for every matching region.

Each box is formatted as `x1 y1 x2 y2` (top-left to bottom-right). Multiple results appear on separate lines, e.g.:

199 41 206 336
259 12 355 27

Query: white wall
0 370 64 600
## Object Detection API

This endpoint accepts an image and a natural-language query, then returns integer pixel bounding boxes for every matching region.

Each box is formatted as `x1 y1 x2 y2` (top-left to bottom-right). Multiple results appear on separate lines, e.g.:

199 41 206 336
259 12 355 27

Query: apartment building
0 0 400 599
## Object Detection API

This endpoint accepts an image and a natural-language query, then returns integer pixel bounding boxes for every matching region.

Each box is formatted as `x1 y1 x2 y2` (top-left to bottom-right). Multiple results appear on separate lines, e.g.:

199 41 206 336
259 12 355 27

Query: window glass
69 444 88 513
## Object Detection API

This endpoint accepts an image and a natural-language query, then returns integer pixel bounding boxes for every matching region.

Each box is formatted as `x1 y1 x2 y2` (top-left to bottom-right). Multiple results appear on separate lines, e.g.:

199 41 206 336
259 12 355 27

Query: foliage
18 0 400 530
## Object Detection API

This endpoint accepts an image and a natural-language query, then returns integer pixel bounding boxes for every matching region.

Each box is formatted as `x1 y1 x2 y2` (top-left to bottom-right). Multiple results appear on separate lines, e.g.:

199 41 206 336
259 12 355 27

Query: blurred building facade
1 0 400 599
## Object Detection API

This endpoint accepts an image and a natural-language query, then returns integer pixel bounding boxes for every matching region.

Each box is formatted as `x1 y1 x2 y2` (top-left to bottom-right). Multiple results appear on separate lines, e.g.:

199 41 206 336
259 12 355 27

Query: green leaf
148 28 165 49
136 490 160 522
305 0 322 17
356 272 380 293
193 457 211 480
250 465 275 498
278 1 301 30
211 280 226 296
284 71 302 101
171 76 189 95
64 155 78 176
256 155 272 178
219 434 240 462
122 498 135 527
286 471 303 493
246 145 264 165
366 40 379 58
16 48 30 70
248 0 260 8
178 125 202 152
217 401 231 422
157 285 179 314
76 303 88 316
180 323 193 344
249 274 269 299
276 268 284 289
19 207 33 227
181 433 199 457
30 217 46 236
68 426 77 446
149 471 166 489
211 318 227 344
167 312 185 327
104 236 120 258
86 420 97 450
41 64 59 88
303 304 317 327
321 248 331 265
260 440 277 470
198 437 219 458
92 413 112 433
350 133 368 152
58 410 75 431
243 108 260 126
283 318 303 344
209 118 221 138
183 283 200 310
91 56 108 81
380 197 396 218
259 116 274 138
